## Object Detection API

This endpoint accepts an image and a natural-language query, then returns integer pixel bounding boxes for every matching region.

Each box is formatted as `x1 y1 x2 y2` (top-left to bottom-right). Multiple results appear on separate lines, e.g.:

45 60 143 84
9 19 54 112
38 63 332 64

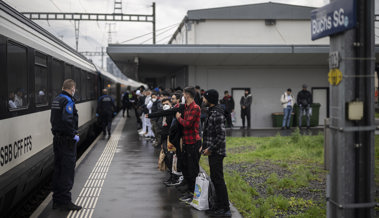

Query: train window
86 72 92 100
64 64 72 80
7 42 28 111
73 67 81 101
51 59 64 98
35 53 47 67
80 70 87 101
89 74 96 99
35 52 48 107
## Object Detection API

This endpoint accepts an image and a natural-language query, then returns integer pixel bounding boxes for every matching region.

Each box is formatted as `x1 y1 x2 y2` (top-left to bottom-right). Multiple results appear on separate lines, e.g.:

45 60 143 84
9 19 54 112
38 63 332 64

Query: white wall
188 66 329 128
172 20 329 45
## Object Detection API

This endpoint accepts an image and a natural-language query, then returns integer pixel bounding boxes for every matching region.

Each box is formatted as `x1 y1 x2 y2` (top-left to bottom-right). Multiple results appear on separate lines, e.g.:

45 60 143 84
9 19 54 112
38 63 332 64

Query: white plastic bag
231 112 236 123
172 154 180 175
190 173 209 210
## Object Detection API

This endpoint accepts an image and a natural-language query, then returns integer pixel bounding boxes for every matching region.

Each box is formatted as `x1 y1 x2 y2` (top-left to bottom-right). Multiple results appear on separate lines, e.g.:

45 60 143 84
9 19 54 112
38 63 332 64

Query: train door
232 88 250 127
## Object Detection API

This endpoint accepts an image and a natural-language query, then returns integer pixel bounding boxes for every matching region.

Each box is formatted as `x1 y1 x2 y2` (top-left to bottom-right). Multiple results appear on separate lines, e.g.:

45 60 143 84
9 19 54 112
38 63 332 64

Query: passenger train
0 1 145 216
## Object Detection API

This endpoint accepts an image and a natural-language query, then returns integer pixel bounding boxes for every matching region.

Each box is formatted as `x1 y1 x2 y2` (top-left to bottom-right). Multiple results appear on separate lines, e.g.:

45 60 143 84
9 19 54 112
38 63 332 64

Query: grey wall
189 66 329 128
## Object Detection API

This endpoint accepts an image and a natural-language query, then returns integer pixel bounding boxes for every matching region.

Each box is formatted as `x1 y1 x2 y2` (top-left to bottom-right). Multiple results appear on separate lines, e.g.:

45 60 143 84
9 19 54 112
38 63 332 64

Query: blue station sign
311 0 356 40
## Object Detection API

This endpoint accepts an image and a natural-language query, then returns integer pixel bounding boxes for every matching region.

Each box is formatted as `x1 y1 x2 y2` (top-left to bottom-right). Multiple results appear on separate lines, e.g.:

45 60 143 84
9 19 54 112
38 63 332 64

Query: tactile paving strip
67 118 125 218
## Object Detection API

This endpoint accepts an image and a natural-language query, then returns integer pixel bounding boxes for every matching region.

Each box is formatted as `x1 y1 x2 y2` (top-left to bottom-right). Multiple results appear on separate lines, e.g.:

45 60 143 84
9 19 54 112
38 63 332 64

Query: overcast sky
4 0 330 67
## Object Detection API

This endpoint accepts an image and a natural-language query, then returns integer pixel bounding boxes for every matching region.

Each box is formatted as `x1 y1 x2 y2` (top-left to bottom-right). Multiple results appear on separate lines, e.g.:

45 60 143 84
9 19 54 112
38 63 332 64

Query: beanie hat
204 89 219 105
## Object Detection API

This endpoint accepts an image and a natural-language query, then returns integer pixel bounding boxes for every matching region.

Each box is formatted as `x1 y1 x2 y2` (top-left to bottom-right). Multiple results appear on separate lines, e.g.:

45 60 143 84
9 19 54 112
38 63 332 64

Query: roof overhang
107 44 334 71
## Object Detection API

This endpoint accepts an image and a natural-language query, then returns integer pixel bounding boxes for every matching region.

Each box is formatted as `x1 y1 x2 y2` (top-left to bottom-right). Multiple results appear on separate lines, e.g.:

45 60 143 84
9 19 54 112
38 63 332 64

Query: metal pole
101 47 104 69
152 2 156 44
74 20 80 51
328 0 375 217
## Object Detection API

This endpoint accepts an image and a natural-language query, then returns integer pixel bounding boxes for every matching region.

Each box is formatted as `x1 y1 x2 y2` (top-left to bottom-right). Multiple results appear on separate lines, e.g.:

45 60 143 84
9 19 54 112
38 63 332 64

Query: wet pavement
38 115 242 218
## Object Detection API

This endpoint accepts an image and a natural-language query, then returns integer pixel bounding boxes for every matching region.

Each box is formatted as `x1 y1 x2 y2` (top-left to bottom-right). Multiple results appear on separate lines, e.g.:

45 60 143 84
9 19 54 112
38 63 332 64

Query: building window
35 52 48 107
52 59 64 98
7 42 28 110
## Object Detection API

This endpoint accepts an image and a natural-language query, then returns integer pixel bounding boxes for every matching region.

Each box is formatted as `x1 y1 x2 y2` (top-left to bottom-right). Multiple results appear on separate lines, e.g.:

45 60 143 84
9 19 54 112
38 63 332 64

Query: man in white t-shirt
280 88 295 130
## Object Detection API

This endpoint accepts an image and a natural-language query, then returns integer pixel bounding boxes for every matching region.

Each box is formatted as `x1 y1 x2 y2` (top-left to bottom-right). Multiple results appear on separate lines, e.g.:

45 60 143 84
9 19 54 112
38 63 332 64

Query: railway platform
33 115 242 218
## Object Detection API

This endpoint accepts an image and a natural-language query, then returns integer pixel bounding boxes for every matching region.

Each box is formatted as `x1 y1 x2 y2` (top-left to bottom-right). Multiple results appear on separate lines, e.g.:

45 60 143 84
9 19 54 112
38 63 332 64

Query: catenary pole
327 0 376 217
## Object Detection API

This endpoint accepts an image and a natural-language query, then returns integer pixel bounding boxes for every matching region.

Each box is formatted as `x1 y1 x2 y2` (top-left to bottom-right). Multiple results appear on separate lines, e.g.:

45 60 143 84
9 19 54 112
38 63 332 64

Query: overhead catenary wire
140 24 179 44
120 23 179 43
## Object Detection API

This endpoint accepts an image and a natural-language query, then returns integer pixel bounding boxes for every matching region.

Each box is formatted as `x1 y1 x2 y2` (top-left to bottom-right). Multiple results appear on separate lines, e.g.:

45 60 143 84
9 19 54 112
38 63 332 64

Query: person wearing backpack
296 84 313 130
201 89 231 217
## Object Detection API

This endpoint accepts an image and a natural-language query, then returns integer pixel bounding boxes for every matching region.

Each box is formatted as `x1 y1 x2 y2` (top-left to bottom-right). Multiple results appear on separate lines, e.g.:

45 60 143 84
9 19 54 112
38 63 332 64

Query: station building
107 2 371 128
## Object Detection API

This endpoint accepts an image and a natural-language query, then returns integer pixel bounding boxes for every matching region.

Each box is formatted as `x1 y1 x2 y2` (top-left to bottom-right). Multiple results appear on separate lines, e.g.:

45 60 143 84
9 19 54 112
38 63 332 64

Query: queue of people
130 86 232 217
49 78 313 215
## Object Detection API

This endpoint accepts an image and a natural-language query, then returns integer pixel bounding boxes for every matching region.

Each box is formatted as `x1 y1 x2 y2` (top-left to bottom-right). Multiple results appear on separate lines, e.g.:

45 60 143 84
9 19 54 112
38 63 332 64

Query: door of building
232 88 250 127
312 87 329 125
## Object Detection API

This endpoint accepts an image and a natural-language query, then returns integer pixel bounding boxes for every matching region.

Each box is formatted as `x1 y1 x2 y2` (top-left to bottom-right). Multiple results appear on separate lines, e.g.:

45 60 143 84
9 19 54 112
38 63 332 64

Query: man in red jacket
175 87 201 203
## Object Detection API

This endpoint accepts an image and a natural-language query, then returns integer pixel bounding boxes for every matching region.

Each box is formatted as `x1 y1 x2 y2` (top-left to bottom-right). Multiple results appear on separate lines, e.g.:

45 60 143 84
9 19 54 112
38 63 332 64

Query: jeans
209 155 230 210
299 105 311 127
282 106 293 128
52 135 77 204
182 141 201 192
241 108 251 128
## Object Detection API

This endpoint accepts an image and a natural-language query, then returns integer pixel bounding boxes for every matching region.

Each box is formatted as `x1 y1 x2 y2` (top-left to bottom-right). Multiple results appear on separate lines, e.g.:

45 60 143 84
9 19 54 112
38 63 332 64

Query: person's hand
145 114 148 118
96 113 99 117
242 106 245 109
73 135 80 143
203 148 211 156
199 146 202 153
176 112 181 119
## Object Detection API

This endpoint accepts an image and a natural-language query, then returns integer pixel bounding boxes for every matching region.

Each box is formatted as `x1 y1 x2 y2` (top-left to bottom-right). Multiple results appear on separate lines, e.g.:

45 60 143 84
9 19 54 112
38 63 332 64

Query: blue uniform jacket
97 95 116 115
50 91 79 138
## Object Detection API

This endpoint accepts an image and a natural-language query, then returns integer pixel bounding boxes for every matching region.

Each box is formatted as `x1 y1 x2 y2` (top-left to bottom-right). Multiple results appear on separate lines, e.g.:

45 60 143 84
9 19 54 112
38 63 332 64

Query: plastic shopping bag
190 173 210 210
172 154 180 175
231 111 236 123
158 149 167 171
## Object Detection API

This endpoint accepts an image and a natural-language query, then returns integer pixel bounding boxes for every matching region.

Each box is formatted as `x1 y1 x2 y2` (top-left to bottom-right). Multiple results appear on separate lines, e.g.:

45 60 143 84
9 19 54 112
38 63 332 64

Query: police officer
97 89 116 138
50 79 82 211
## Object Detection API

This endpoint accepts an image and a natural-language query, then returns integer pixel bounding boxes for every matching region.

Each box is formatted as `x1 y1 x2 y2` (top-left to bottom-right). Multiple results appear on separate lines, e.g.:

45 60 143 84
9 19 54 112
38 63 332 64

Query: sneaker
138 131 146 135
53 202 82 211
167 176 183 187
205 208 216 214
179 192 193 202
208 209 232 217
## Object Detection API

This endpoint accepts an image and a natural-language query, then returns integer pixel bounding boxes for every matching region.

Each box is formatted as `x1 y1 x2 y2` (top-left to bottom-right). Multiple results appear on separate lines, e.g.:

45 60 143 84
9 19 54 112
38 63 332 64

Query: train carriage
0 2 145 216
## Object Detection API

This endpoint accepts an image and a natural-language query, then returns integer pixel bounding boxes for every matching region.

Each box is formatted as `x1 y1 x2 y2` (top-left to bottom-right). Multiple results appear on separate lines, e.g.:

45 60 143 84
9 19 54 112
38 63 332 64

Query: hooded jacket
297 90 312 107
280 92 295 109
240 94 252 109
202 104 226 157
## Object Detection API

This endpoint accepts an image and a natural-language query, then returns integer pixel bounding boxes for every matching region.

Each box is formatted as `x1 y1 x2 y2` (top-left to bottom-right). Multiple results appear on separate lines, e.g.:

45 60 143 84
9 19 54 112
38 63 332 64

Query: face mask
163 105 171 110
152 98 157 102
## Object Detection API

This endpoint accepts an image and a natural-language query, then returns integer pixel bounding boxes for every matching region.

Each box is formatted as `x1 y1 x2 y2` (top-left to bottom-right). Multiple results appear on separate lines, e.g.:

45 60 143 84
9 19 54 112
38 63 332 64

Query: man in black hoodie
240 89 252 129
202 89 231 217
296 84 313 130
